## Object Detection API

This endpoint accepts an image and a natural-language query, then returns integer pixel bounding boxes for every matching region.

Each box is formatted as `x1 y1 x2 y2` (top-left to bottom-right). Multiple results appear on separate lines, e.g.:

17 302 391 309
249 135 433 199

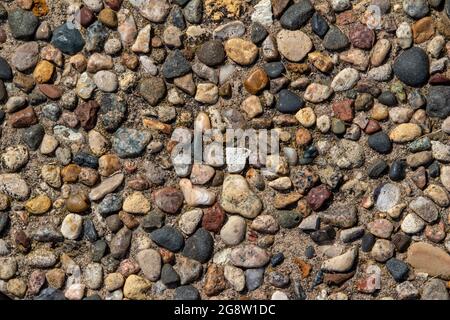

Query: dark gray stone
368 132 392 154
0 57 12 81
51 23 85 55
323 26 349 51
311 12 329 38
8 9 39 40
174 285 200 300
276 89 304 113
150 226 184 252
426 86 450 118
22 124 45 151
162 50 191 79
386 258 409 282
112 128 151 158
182 228 214 263
280 0 314 30
393 47 429 87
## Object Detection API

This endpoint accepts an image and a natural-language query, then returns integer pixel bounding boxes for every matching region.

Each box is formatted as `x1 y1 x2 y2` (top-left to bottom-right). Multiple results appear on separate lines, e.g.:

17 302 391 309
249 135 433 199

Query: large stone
406 242 450 280
277 30 312 62
220 175 263 218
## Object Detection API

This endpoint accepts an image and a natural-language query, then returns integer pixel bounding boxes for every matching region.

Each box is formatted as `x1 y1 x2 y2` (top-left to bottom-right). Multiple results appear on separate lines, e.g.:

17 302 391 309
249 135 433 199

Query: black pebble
368 159 388 178
428 161 440 178
92 240 107 262
263 62 285 78
378 91 397 106
34 288 66 300
393 47 429 87
305 245 315 259
182 228 214 263
22 124 45 151
310 226 335 244
250 22 268 44
311 12 329 38
170 7 186 30
386 258 409 282
174 285 200 300
161 264 180 287
142 211 166 232
391 232 411 252
276 89 305 114
73 152 99 169
368 132 392 154
150 226 184 252
271 252 285 267
389 159 407 181
0 212 9 235
280 0 314 30
0 57 12 81
83 219 98 242
361 232 376 252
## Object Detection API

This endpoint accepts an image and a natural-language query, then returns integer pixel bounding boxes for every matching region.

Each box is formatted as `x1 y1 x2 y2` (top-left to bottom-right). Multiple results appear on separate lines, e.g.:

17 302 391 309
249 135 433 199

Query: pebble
403 0 429 18
224 38 258 65
393 47 429 87
389 123 422 143
179 209 203 235
230 245 270 268
406 242 450 279
280 1 314 30
51 23 85 55
375 183 401 212
409 196 438 223
136 249 161 281
182 228 214 263
277 30 312 62
8 9 39 40
427 86 450 118
331 68 360 92
162 49 191 78
371 239 395 262
151 226 184 252
421 279 449 300
246 268 265 291
276 89 304 114
174 285 200 300
220 175 262 218
321 247 358 273
197 40 225 67
323 26 349 51
368 132 392 154
123 275 150 300
304 83 332 103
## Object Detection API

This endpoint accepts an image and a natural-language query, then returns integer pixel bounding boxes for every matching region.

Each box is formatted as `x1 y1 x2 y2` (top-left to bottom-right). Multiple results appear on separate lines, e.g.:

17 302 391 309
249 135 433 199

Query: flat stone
406 242 450 279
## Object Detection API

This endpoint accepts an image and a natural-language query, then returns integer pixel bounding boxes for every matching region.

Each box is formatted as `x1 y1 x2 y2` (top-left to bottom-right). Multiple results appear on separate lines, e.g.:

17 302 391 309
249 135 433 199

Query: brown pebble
74 100 100 130
364 119 381 134
119 211 140 229
66 193 90 213
38 84 62 100
79 6 96 27
9 107 38 128
61 164 81 183
244 68 269 95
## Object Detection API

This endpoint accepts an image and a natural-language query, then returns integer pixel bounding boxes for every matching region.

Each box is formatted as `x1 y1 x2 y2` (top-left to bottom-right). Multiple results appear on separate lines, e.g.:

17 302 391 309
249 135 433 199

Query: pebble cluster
0 0 450 300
